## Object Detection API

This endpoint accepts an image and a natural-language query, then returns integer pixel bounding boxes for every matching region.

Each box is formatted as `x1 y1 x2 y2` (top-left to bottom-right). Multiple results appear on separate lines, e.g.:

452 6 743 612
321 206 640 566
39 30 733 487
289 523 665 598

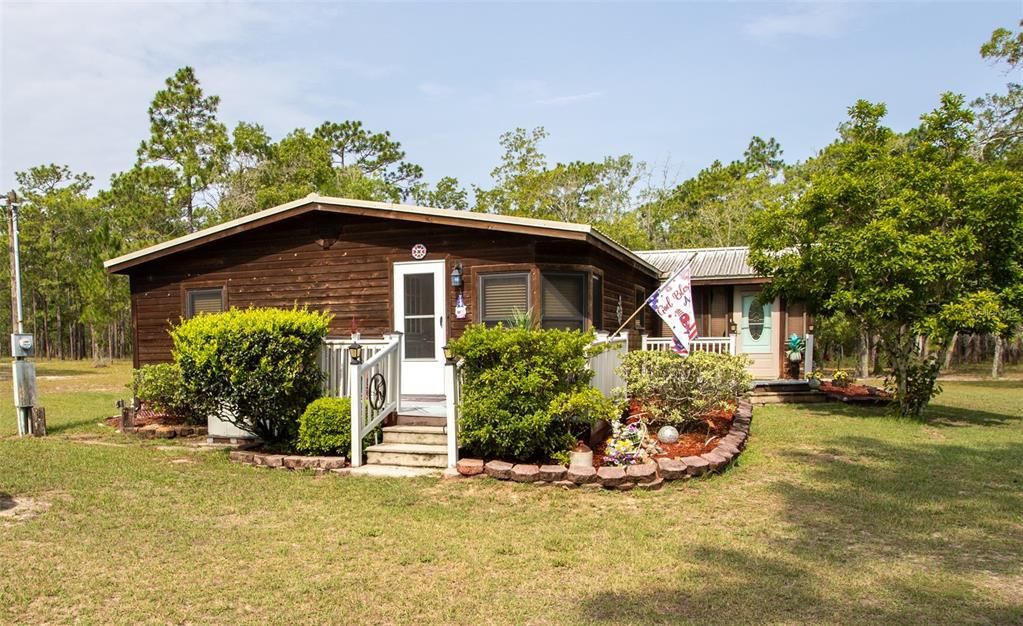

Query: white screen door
393 260 446 396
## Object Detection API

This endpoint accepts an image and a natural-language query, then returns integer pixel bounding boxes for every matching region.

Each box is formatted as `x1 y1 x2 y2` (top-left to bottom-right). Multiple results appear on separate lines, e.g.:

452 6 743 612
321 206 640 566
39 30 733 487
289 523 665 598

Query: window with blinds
591 274 604 331
186 288 225 318
541 273 587 330
479 273 529 326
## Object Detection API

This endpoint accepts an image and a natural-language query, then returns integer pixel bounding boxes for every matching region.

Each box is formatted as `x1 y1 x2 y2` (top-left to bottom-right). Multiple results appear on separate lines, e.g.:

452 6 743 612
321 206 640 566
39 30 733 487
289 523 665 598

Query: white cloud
0 2 393 190
744 3 850 40
535 91 604 106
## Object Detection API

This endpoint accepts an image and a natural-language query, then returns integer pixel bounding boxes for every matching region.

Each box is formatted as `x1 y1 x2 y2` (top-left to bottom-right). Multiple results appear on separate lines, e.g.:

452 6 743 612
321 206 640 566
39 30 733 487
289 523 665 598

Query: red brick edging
454 400 753 491
228 451 348 473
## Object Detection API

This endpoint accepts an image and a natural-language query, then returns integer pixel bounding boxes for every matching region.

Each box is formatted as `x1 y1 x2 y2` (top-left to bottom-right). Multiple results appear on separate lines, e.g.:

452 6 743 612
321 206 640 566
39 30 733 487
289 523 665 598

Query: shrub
296 397 352 456
449 324 619 462
129 363 200 424
171 307 333 444
618 350 753 428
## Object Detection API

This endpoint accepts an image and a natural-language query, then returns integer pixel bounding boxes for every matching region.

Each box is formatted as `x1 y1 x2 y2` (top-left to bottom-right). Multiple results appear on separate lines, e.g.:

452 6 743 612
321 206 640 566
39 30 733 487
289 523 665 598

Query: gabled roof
634 246 763 282
104 194 661 276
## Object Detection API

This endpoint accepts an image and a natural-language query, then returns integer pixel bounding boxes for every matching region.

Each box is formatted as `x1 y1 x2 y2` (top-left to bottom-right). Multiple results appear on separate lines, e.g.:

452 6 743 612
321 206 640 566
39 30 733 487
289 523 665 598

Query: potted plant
806 370 823 390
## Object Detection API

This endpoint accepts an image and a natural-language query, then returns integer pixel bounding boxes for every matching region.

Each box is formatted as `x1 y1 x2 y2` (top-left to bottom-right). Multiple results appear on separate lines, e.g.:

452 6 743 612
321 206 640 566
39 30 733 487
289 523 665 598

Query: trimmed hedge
296 397 352 456
130 362 202 424
449 324 621 462
171 307 332 444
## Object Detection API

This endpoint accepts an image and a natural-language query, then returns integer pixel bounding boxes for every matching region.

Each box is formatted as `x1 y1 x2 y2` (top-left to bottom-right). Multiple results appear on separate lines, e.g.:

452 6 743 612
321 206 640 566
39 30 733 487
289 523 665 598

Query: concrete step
382 425 447 445
753 391 828 405
394 414 446 427
348 465 441 478
365 442 448 468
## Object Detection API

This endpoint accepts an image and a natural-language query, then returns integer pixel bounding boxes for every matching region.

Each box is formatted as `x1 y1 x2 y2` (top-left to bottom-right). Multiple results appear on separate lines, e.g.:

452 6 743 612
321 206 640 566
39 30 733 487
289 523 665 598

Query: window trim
541 271 588 331
185 287 226 319
634 286 648 330
478 271 531 327
591 273 604 331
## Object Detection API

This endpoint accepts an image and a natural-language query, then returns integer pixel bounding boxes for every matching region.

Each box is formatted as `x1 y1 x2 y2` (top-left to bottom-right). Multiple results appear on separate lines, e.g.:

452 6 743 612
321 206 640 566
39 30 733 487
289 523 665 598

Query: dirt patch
0 493 54 524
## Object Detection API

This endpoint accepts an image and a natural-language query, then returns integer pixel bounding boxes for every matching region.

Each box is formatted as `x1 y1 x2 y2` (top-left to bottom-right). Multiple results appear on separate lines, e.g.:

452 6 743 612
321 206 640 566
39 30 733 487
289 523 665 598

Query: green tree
137 66 230 232
749 96 1023 416
412 176 469 211
475 127 641 227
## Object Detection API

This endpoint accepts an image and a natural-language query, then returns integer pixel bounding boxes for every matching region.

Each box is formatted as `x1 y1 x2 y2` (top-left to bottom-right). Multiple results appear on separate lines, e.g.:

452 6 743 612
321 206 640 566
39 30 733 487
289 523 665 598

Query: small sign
454 293 467 319
411 243 427 259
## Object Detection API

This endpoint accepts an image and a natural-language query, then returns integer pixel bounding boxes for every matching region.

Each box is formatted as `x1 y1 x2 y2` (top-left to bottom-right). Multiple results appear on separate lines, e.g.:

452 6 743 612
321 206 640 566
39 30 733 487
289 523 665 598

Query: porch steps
394 414 447 427
365 442 448 468
382 425 447 446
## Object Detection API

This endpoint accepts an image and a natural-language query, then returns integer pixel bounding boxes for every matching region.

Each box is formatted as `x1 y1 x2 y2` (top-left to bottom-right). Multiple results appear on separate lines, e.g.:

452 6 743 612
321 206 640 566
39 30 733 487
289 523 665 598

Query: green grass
0 361 1020 624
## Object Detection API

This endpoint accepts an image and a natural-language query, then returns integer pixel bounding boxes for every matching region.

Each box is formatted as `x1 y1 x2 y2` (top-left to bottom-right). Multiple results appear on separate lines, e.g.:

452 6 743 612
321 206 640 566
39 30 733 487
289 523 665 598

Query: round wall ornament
411 243 428 259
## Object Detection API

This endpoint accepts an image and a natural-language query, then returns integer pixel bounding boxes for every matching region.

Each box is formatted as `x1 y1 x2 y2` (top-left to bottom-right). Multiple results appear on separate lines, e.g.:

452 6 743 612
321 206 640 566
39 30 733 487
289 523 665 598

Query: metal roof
104 194 660 276
634 246 761 280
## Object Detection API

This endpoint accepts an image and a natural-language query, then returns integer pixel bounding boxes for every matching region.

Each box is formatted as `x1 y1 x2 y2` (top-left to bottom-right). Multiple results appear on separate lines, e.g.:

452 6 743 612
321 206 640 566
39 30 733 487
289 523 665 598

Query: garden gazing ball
657 426 680 444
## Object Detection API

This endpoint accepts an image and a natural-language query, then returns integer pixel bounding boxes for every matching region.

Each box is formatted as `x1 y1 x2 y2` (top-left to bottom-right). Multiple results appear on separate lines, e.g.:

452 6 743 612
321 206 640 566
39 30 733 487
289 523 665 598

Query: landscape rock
510 464 540 483
637 477 664 491
441 468 464 480
597 466 627 487
315 457 346 470
626 463 657 483
261 454 285 468
715 442 741 456
566 466 597 485
656 457 688 480
701 451 729 471
456 458 485 476
681 455 710 476
484 460 514 480
614 482 635 492
282 455 307 469
229 451 254 464
538 464 567 482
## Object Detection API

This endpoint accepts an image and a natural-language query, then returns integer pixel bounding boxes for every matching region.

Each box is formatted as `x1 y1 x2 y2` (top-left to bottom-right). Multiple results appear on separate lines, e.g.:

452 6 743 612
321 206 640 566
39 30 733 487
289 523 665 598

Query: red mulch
591 405 734 467
103 405 187 429
819 382 892 399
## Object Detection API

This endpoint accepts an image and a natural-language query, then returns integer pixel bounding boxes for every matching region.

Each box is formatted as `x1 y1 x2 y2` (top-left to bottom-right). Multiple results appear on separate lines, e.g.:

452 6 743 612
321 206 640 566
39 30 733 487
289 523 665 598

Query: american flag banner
646 266 699 355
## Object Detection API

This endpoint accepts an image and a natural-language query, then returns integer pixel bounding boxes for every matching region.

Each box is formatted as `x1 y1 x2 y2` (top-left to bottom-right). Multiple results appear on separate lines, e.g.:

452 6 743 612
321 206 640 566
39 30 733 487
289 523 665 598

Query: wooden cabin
105 194 661 397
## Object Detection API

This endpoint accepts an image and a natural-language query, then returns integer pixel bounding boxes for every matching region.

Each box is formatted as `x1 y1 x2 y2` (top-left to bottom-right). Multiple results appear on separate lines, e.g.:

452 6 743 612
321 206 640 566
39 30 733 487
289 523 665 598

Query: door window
403 273 436 359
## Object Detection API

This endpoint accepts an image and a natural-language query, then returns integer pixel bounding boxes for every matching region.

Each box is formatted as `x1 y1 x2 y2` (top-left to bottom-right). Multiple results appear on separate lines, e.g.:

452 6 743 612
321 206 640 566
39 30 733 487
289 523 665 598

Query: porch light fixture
348 340 363 365
728 317 738 335
450 262 463 289
442 344 454 363
808 322 815 334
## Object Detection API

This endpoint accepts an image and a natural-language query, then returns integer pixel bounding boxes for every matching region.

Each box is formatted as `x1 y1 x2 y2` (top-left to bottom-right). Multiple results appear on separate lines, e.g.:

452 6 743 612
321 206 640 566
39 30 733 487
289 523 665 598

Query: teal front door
741 294 772 354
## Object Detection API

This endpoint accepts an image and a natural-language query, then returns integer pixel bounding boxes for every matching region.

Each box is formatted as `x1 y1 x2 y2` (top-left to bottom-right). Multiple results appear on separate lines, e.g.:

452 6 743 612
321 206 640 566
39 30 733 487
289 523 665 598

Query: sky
1 1 1020 196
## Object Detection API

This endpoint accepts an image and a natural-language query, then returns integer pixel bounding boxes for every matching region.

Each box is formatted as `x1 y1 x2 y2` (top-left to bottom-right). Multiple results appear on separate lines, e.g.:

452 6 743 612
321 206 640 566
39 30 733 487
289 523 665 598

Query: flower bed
453 400 753 490
104 405 208 439
819 382 892 405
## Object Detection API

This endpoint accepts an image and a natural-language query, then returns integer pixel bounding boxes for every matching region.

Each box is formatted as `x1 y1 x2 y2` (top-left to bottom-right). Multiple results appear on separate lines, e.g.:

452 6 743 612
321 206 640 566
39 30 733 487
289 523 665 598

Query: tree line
1 21 1020 372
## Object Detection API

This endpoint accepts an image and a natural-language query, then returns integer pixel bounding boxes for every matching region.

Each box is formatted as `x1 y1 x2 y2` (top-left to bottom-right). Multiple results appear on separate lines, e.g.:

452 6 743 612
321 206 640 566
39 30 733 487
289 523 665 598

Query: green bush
296 397 352 456
129 363 201 424
449 324 619 462
171 307 333 444
618 350 753 428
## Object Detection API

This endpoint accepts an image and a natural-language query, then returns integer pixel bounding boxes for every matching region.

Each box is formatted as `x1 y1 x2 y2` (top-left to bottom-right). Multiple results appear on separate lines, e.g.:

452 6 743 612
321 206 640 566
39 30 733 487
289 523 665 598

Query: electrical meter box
11 333 34 357
12 359 36 408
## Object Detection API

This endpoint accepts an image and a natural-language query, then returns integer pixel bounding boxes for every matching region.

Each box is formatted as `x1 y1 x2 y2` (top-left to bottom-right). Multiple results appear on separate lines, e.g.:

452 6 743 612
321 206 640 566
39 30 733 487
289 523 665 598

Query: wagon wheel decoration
368 373 387 412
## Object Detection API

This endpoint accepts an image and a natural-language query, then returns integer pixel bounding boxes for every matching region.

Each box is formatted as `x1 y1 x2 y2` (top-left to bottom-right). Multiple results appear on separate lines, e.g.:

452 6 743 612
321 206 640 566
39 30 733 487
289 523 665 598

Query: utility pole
6 191 37 436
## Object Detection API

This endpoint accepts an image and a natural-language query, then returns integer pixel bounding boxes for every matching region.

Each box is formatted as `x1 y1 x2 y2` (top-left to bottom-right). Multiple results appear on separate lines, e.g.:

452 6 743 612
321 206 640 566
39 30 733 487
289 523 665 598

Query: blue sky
1 1 1020 195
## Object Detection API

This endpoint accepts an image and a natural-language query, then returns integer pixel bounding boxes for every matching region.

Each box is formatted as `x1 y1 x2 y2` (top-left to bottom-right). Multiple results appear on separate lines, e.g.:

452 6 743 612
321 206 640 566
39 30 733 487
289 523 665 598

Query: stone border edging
453 399 753 491
228 451 348 473
124 424 208 439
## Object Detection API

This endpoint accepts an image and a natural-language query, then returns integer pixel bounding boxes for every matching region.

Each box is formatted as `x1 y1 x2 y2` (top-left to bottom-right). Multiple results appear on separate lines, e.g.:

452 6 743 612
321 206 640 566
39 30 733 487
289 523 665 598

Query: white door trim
393 260 447 396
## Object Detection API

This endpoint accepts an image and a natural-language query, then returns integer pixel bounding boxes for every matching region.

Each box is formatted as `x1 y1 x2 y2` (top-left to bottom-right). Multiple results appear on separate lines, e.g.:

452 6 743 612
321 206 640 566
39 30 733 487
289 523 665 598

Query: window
541 273 587 330
591 274 604 331
479 273 529 326
186 288 224 318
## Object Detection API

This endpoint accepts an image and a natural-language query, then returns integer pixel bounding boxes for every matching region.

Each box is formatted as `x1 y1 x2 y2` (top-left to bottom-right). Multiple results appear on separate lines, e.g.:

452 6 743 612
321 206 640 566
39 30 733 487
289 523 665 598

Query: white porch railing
444 358 464 469
348 336 401 467
321 335 399 397
588 330 629 396
641 334 737 355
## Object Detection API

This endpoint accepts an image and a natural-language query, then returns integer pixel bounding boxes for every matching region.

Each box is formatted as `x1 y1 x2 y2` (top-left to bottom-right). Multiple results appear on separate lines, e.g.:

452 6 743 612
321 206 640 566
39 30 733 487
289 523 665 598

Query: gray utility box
12 359 36 408
11 333 34 357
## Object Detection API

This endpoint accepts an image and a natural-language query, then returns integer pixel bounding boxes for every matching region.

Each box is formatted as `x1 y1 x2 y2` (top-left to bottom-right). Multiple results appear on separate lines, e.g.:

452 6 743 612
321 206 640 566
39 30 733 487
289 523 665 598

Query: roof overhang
104 194 661 277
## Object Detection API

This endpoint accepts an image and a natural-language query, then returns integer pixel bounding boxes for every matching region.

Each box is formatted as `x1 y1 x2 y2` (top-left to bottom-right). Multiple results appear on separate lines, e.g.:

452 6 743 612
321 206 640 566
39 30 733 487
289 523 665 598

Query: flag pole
610 302 647 339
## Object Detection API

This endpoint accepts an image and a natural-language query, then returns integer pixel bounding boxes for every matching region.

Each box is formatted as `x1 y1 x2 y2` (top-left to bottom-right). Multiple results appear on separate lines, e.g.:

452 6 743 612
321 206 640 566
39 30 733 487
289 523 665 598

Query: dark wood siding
128 212 659 365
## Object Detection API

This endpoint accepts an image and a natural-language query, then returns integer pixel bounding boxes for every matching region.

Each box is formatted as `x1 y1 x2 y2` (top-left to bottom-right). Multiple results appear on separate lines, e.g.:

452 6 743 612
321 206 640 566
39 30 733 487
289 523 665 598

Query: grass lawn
0 360 1020 624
